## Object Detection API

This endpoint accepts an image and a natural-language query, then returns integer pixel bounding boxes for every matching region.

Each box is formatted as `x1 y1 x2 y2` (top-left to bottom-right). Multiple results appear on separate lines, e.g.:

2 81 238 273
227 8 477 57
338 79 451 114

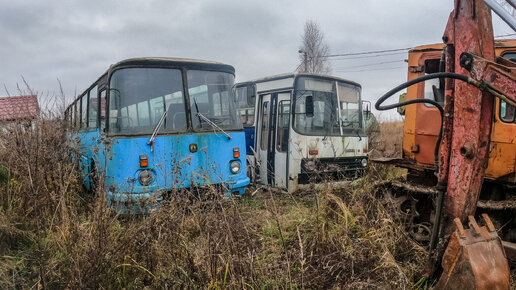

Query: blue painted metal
76 129 249 213
244 127 255 155
77 129 100 191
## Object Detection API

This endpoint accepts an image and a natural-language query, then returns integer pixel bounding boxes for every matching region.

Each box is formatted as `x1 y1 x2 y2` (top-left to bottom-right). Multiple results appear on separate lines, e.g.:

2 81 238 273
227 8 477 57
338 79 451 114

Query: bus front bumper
106 176 250 214
224 176 250 196
106 190 163 215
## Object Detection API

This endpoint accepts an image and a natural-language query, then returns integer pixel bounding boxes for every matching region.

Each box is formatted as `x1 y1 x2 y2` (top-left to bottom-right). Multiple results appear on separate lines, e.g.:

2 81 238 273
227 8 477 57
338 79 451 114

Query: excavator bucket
435 214 510 289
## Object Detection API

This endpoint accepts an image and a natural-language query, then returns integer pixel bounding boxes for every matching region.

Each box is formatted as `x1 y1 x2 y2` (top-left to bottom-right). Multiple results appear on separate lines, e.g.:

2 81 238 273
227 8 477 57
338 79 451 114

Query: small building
0 95 40 126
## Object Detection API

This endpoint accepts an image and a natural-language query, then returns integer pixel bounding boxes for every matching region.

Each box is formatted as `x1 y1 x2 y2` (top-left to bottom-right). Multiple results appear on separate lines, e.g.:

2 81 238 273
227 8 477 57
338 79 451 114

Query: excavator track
373 179 438 246
374 178 516 261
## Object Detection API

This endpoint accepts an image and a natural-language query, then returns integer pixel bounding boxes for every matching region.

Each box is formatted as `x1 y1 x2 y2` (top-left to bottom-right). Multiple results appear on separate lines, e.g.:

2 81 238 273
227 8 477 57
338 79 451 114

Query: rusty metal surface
435 215 510 289
465 53 516 107
437 46 456 187
370 156 435 171
440 0 496 232
477 198 516 210
389 179 440 195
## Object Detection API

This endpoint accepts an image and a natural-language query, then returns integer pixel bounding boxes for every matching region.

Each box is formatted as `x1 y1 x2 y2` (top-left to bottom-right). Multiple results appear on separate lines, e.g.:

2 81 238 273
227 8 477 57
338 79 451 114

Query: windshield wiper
196 112 232 140
193 98 203 126
193 98 231 140
147 108 168 151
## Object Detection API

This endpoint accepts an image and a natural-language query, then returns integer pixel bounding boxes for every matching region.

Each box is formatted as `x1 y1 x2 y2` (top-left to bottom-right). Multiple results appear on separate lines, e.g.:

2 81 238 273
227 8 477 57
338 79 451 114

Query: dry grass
369 121 404 159
0 96 426 288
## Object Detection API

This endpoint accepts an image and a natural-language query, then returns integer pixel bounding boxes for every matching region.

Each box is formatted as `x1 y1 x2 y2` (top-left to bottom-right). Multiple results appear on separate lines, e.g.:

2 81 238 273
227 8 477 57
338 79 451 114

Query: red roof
0 95 40 121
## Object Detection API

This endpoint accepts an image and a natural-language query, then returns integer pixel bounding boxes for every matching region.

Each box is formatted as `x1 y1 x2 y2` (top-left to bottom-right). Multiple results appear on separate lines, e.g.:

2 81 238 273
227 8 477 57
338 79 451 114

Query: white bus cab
241 73 369 191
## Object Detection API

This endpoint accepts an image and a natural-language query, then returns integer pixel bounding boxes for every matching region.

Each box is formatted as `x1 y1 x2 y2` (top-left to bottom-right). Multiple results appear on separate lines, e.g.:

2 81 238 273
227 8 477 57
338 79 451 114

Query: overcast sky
1 0 513 120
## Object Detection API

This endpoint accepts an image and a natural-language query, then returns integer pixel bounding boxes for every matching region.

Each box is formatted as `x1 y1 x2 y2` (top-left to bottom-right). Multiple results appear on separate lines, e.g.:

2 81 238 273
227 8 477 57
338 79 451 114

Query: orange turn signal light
233 147 240 158
309 149 318 155
363 148 368 153
139 155 149 167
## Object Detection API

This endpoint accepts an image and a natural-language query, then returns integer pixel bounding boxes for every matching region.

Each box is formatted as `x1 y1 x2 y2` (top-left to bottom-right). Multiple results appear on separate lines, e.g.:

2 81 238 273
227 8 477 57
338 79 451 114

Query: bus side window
70 106 74 128
277 100 290 152
261 102 269 150
500 100 516 123
99 90 106 131
81 93 88 129
88 86 98 128
74 102 79 129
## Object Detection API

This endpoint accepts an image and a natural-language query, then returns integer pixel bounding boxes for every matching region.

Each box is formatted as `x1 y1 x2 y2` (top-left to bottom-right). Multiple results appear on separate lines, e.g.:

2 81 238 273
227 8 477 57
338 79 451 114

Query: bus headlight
230 161 241 174
139 170 153 186
361 158 368 167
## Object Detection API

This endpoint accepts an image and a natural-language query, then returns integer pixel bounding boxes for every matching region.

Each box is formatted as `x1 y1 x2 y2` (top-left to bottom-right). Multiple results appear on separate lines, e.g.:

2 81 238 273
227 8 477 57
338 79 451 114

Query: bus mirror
362 100 372 121
305 96 314 117
364 104 371 120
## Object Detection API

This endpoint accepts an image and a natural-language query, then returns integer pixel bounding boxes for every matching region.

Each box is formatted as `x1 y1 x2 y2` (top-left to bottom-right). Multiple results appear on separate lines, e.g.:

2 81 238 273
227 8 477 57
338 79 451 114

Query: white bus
236 73 369 191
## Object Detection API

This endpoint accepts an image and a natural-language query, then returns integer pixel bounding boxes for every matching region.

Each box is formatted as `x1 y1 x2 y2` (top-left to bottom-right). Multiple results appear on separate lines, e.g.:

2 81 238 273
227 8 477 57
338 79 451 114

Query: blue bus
65 57 250 213
234 83 257 178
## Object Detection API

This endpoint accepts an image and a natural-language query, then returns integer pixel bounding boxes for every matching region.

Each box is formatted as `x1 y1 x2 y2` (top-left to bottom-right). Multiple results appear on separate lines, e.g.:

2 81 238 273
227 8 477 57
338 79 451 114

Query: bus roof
110 57 235 75
237 72 361 89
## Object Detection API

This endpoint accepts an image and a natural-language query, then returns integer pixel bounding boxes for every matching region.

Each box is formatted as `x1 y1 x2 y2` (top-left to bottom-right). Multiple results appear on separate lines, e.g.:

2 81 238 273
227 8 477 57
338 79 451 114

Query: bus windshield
294 76 362 136
188 70 241 131
109 68 187 134
108 68 241 134
338 82 362 130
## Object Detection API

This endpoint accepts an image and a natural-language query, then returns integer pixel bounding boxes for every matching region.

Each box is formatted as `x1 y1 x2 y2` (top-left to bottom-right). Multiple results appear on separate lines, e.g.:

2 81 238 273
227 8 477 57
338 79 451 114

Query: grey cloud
0 0 511 120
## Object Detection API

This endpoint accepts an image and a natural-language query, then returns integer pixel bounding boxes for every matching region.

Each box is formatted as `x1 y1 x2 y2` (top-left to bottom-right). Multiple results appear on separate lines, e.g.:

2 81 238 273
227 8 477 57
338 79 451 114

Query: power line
303 34 515 71
333 59 406 70
334 65 407 73
322 47 413 58
324 34 516 60
329 51 408 61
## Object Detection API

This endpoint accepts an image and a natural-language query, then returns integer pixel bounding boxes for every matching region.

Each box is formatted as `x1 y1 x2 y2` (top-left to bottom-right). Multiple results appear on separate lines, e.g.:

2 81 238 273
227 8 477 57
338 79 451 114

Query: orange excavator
375 0 516 288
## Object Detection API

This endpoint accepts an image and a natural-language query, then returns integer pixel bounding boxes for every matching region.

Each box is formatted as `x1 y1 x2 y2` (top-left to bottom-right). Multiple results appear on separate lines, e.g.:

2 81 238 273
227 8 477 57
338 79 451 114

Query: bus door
256 92 291 188
257 94 272 184
274 93 291 189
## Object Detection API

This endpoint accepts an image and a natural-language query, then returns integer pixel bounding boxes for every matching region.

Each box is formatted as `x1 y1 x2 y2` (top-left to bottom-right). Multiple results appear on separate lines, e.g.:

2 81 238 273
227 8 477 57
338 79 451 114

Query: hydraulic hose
375 72 471 169
376 72 476 254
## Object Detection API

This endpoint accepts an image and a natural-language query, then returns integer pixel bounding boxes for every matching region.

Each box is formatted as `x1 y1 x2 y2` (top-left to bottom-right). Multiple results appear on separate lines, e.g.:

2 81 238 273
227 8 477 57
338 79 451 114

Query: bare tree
298 20 331 74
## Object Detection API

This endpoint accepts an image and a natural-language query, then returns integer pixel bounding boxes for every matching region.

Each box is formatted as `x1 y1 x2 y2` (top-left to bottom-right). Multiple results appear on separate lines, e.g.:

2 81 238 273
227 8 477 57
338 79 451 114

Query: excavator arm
375 0 516 288
433 1 515 287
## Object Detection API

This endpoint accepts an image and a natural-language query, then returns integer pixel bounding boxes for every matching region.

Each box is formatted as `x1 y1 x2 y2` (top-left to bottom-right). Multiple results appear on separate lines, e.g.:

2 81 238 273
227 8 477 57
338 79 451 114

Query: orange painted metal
402 43 443 168
401 40 516 178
